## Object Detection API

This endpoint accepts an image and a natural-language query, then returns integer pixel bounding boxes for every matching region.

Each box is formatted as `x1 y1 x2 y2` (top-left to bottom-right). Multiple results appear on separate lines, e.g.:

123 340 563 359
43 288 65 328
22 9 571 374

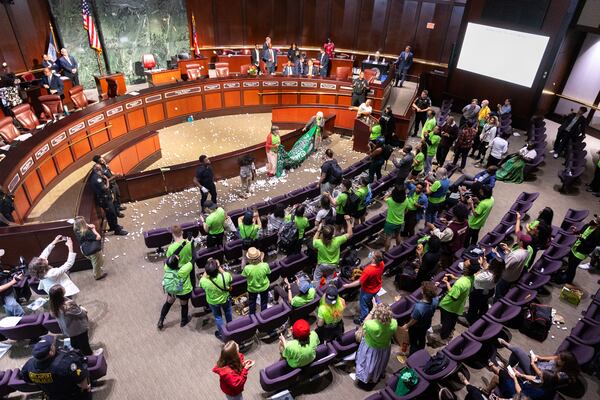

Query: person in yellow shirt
470 100 491 158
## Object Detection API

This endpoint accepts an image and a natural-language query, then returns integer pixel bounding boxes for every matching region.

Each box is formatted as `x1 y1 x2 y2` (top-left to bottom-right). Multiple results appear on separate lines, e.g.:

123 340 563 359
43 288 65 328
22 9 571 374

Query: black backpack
344 190 361 217
520 303 552 341
277 221 299 254
328 161 343 185
323 208 336 226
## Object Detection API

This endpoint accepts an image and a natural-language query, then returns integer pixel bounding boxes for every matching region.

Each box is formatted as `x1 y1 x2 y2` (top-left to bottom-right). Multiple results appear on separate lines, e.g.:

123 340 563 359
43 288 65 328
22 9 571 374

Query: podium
145 69 181 86
94 73 126 98
353 116 378 153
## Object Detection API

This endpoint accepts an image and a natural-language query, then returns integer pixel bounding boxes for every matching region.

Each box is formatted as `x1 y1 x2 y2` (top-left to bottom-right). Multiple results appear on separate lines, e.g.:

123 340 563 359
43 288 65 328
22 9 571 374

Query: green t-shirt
370 124 382 141
426 133 440 157
468 197 495 229
282 331 319 368
313 234 348 265
439 275 474 315
406 192 418 211
166 240 193 267
206 207 226 235
363 318 398 349
317 296 345 324
413 152 424 171
199 272 232 305
428 180 446 204
163 261 193 295
356 186 369 210
241 262 271 293
421 117 436 138
386 197 408 225
335 192 348 215
285 215 310 239
270 133 281 152
238 222 259 240
291 288 316 307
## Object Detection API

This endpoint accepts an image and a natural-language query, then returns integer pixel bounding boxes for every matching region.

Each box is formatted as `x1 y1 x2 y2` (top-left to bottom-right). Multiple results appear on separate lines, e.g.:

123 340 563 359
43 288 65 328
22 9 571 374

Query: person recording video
0 249 25 316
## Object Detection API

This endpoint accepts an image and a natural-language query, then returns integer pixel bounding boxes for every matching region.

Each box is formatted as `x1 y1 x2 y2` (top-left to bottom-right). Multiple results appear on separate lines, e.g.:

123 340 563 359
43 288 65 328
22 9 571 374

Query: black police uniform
89 172 120 232
21 349 91 400
351 77 368 106
0 191 15 227
195 164 217 211
100 164 122 211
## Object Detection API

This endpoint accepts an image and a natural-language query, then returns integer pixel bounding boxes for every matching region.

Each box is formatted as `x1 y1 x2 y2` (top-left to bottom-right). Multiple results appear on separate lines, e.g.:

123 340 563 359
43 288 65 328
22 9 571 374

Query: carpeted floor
2 100 600 399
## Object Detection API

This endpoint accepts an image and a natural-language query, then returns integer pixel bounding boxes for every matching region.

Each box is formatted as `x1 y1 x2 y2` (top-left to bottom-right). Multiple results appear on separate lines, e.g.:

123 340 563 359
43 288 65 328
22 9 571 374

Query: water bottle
63 105 70 116
63 337 72 350
187 115 194 123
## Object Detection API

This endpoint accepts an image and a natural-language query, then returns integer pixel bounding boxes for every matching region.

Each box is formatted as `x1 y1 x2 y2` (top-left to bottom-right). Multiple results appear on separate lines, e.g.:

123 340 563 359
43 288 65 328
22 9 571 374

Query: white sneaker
549 150 555 154
578 263 591 270
93 348 104 356
553 154 559 159
512 132 521 137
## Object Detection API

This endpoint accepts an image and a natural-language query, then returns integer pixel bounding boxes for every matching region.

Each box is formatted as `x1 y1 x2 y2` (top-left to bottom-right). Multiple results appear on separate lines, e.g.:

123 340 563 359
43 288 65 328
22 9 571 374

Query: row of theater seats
558 119 588 193
524 117 547 179
0 86 94 145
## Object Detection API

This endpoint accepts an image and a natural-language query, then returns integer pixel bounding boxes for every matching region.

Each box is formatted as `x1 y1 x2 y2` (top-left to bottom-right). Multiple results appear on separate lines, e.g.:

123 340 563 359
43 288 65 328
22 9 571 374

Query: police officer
90 164 127 236
92 155 125 214
21 334 92 400
351 71 369 106
0 185 16 227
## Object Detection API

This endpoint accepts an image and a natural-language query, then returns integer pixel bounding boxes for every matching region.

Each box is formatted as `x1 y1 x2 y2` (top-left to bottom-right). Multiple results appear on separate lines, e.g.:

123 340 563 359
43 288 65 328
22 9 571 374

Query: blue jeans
3 291 24 316
359 290 376 322
209 298 232 334
396 67 409 86
425 155 434 175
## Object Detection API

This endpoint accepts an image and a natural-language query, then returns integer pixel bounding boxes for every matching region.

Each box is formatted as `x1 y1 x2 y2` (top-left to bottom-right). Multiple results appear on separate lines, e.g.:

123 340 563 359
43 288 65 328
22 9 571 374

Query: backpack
364 184 373 206
162 268 185 295
422 353 450 375
328 161 343 185
519 303 552 341
323 208 336 226
277 221 299 254
344 190 361 217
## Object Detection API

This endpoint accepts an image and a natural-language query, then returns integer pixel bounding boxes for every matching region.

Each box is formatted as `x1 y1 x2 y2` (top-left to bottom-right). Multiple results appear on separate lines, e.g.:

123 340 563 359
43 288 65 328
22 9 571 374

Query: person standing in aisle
194 155 217 213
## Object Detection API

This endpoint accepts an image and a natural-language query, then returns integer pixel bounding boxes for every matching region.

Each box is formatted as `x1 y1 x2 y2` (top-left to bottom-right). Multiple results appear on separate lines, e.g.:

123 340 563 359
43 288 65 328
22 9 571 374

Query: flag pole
49 22 58 54
90 0 110 74
191 13 196 58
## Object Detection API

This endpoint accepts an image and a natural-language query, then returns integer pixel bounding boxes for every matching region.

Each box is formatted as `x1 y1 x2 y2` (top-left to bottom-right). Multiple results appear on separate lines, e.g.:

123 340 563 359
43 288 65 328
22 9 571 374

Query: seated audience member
49 284 102 356
415 236 442 284
295 55 306 76
403 180 428 236
274 276 316 307
355 303 399 388
28 235 78 297
305 59 319 77
487 133 509 167
282 60 296 76
200 258 233 341
401 281 439 355
425 167 450 223
392 145 414 186
560 215 600 284
434 258 477 342
342 251 385 324
279 319 319 368
241 247 270 314
496 142 537 184
450 165 498 192
41 67 64 96
316 285 346 342
427 203 469 260
356 99 373 119
267 203 286 233
157 239 193 330
464 256 504 325
526 207 553 268
383 186 408 251
201 201 228 248
437 116 459 166
213 341 254 400
465 184 495 247
312 220 353 285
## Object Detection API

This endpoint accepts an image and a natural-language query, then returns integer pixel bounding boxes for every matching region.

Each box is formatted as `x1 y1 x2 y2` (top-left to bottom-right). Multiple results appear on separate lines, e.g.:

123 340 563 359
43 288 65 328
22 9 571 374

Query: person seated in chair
279 319 319 368
282 60 296 77
304 59 319 78
41 67 64 96
274 276 316 308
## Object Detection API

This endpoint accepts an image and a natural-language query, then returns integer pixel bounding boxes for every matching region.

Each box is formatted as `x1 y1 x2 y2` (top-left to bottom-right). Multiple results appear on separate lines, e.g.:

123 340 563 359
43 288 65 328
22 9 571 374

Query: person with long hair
48 284 102 356
526 207 554 268
72 216 105 280
287 42 300 63
312 218 353 286
355 302 400 388
200 258 233 341
384 186 408 251
410 141 426 179
465 256 504 324
212 340 255 400
267 203 286 233
415 236 442 284
28 235 78 297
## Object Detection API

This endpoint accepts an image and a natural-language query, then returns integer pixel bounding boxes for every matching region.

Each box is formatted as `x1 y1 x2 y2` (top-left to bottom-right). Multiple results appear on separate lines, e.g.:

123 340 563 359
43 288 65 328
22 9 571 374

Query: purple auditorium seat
41 313 61 334
442 334 482 362
515 192 539 203
0 370 15 397
227 209 245 224
143 228 172 252
268 194 290 208
222 315 258 345
191 288 207 308
478 231 505 248
256 302 291 333
483 301 522 324
27 277 46 295
259 360 301 393
518 271 550 290
224 239 243 262
582 302 600 325
279 252 309 278
501 286 537 307
556 336 594 365
390 297 415 325
332 328 359 359
410 286 443 302
179 221 201 238
0 313 47 341
530 256 563 275
365 392 386 400
259 232 279 253
558 167 585 193
562 209 589 225
510 201 532 215
8 369 39 392
347 223 370 246
87 354 108 381
248 201 273 216
384 246 416 272
551 232 577 247
365 211 386 231
288 295 320 322
464 318 503 342
302 343 337 376
382 370 431 400
500 211 518 228
194 246 223 268
542 245 571 261
570 319 600 346
229 274 248 297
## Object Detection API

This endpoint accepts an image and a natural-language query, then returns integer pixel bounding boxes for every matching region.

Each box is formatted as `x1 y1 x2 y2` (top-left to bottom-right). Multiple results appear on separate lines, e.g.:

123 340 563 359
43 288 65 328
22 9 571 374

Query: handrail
541 90 600 112
257 90 384 101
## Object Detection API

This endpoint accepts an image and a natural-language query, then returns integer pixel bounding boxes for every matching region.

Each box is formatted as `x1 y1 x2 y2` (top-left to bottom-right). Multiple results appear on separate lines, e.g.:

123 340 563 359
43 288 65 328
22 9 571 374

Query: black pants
470 133 481 156
248 290 269 314
200 184 217 211
436 145 451 166
110 184 121 210
207 232 224 248
351 93 365 107
402 209 417 237
565 252 582 284
465 227 480 247
590 165 600 192
465 385 487 400
466 289 493 324
413 112 427 136
102 200 120 232
486 155 501 167
474 141 489 160
553 128 569 154
408 325 428 355
64 71 80 86
368 160 384 182
316 321 344 343
453 147 470 169
439 308 458 339
70 330 93 356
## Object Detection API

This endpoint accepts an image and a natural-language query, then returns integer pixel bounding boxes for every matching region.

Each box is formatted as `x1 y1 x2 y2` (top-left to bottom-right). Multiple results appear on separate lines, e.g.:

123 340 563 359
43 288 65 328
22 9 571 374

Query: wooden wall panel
4 0 51 70
38 159 58 186
108 156 124 176
0 5 26 72
109 115 128 138
441 5 464 63
356 0 389 51
246 0 274 46
301 0 331 47
281 94 298 105
120 146 139 173
412 2 438 61
165 96 203 118
127 109 146 131
214 0 244 45
243 90 260 105
54 148 74 172
300 94 318 104
12 186 29 222
136 136 157 161
71 132 92 160
146 104 165 124
385 0 419 53
90 128 110 148
330 0 361 49
320 94 336 104
223 91 242 107
204 92 223 110
273 1 302 45
24 172 43 203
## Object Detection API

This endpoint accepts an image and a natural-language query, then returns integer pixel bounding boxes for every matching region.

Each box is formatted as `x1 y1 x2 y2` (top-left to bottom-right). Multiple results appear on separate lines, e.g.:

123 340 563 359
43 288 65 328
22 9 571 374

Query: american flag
192 14 200 56
82 0 101 52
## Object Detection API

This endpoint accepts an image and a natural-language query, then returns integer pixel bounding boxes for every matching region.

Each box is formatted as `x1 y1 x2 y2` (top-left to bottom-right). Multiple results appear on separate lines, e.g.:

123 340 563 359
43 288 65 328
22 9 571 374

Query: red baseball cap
291 319 311 341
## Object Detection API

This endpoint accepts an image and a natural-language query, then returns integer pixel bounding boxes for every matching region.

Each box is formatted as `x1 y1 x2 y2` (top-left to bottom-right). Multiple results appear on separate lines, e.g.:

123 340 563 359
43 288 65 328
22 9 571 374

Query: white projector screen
457 23 550 87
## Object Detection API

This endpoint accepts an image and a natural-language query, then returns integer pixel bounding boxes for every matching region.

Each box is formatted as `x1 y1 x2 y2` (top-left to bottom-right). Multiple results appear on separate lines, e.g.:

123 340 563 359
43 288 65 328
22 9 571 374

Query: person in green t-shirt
312 219 353 286
316 285 346 342
326 179 352 234
369 124 382 142
274 276 316 308
436 259 477 341
285 205 311 240
421 109 437 138
355 176 370 225
425 167 450 223
166 224 195 285
465 185 495 247
241 247 271 314
238 209 261 266
279 319 319 368
199 258 233 341
384 186 408 251
355 302 400 386
410 141 426 179
201 201 228 248
158 239 194 331
423 125 441 174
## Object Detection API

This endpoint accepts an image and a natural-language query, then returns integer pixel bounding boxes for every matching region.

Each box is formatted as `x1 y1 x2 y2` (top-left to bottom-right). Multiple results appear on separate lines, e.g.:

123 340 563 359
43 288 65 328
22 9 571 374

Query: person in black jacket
562 216 600 284
379 105 397 145
41 68 64 96
194 155 217 213
551 107 588 159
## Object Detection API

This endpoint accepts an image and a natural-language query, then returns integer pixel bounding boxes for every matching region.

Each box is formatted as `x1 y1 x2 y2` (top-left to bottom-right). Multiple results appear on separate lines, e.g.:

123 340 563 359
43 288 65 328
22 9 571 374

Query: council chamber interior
0 0 599 399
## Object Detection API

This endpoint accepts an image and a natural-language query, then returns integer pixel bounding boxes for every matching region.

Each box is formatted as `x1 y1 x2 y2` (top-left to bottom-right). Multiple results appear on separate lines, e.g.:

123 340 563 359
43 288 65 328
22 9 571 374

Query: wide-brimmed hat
246 247 262 262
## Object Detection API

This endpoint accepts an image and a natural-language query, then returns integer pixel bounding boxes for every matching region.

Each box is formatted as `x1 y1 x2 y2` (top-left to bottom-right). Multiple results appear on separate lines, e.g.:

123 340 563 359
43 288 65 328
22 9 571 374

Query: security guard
21 334 92 400
92 155 125 214
90 164 127 236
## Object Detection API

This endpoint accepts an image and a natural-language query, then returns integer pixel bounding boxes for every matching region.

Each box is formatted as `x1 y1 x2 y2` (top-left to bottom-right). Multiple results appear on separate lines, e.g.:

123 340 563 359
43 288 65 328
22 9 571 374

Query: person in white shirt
518 143 537 162
474 115 498 164
486 133 509 167
355 99 373 119
496 142 537 183
28 235 79 297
